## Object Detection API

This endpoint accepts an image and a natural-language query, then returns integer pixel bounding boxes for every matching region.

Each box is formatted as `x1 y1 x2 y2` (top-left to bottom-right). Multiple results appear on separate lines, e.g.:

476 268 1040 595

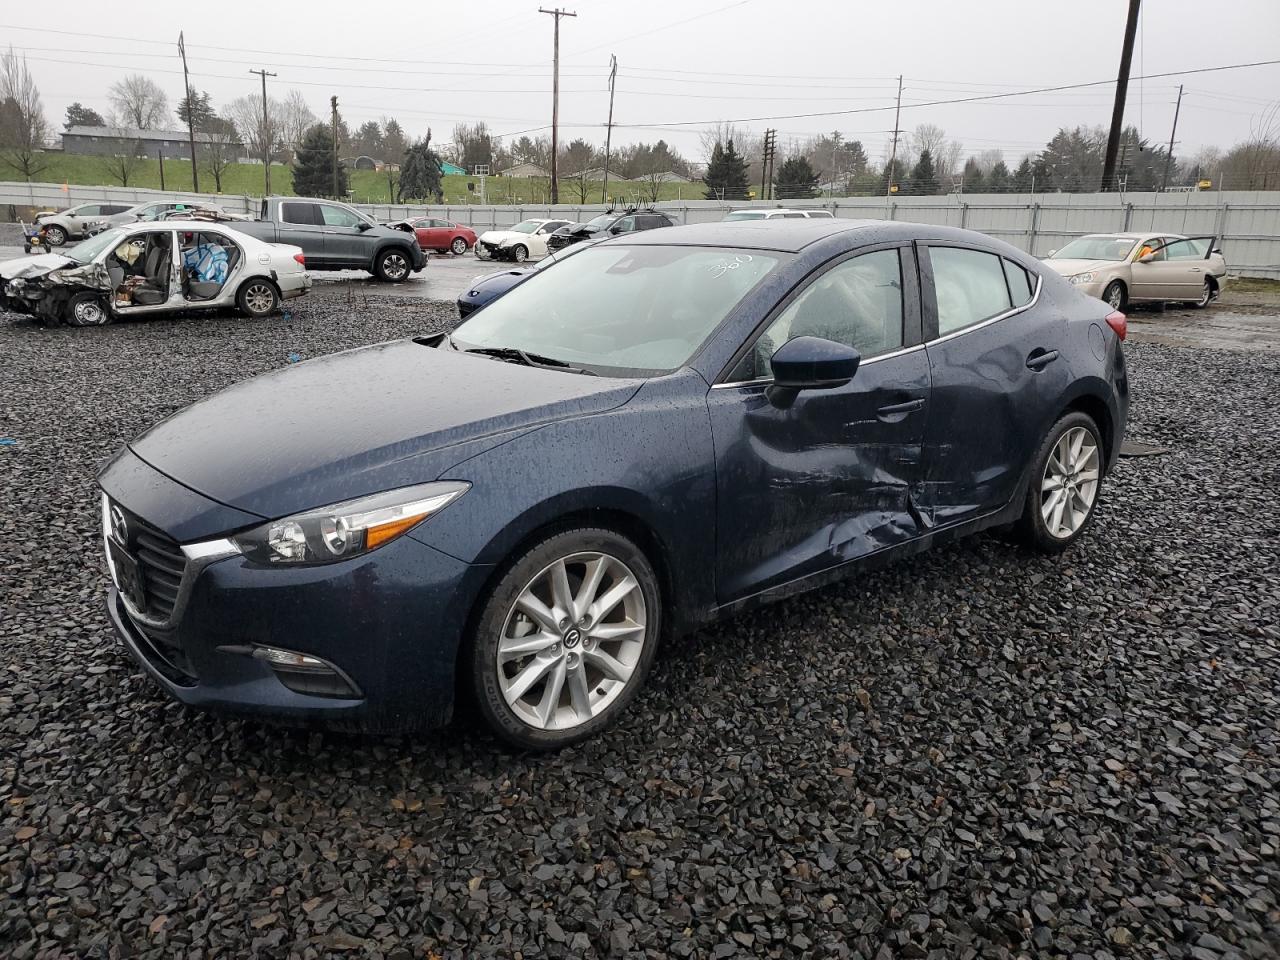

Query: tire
1015 411 1105 553
451 236 468 256
44 224 67 247
1192 279 1213 309
1102 280 1126 310
64 292 110 327
375 248 411 282
470 528 662 751
236 279 279 318
511 244 528 263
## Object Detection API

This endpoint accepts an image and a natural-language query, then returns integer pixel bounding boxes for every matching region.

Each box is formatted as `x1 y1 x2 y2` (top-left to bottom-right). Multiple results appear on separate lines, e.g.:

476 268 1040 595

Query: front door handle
1026 349 1059 371
876 397 925 420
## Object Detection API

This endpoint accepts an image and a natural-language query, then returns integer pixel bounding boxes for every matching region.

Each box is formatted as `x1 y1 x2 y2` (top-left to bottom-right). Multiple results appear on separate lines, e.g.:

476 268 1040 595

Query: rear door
279 201 328 264
707 243 931 600
918 244 1065 525
1148 236 1217 300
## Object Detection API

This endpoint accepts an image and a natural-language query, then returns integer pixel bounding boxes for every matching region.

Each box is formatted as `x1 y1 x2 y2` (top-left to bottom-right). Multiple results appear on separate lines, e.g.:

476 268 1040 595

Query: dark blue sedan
99 220 1128 749
457 239 597 318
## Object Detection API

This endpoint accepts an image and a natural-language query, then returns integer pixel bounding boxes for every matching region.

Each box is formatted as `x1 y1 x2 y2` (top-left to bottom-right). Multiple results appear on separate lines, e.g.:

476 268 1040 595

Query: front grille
134 527 186 619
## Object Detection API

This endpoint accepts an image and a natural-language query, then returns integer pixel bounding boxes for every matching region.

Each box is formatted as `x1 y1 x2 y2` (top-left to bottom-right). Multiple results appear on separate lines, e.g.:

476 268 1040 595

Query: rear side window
1003 259 1036 307
806 210 834 218
281 202 319 225
1162 238 1211 260
930 247 1013 336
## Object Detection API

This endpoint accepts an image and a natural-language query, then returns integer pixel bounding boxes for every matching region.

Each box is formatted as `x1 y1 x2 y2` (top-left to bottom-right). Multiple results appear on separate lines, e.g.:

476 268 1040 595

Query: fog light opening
253 645 329 671
250 645 362 700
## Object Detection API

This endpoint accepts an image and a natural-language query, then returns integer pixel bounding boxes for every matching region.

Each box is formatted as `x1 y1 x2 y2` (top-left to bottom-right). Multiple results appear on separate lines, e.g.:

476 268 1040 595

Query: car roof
1080 231 1184 240
619 218 958 253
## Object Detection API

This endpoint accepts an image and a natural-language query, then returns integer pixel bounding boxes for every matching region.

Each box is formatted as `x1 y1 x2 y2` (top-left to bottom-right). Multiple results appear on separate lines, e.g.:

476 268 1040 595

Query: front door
318 203 370 267
707 244 931 602
918 243 1067 524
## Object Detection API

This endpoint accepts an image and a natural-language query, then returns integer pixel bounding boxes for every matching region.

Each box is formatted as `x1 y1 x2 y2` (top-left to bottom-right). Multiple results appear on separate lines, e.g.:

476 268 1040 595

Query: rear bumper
279 271 311 299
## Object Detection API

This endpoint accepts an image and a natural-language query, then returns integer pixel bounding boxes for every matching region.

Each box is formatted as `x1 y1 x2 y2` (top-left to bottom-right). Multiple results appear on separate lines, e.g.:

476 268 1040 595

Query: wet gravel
1 292 1279 959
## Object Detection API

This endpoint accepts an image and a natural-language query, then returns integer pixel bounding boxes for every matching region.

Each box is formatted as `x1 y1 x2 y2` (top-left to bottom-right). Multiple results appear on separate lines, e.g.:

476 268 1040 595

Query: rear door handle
877 398 925 419
1026 349 1059 371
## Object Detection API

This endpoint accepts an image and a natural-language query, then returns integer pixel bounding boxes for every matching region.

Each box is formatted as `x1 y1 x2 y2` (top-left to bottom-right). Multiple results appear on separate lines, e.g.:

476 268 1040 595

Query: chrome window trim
927 268 1042 347
711 343 927 389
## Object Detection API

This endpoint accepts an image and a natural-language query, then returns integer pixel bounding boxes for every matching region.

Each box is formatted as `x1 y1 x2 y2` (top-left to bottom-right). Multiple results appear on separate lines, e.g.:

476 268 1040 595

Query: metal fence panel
4 181 1277 277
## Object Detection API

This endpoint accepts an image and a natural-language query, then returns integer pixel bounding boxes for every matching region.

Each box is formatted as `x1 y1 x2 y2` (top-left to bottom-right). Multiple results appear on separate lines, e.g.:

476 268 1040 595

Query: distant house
439 161 468 176
641 170 692 184
499 162 551 178
352 155 377 171
61 125 242 160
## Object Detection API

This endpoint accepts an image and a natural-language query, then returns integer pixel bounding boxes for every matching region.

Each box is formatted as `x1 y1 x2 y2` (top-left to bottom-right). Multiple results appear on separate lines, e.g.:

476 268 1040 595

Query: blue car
99 220 1128 749
456 239 597 318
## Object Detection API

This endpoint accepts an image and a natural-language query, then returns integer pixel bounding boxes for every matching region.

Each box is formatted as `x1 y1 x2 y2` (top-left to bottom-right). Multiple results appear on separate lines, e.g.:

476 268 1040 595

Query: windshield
65 228 128 263
584 214 615 229
1052 236 1140 261
509 220 542 234
724 211 766 221
454 245 783 376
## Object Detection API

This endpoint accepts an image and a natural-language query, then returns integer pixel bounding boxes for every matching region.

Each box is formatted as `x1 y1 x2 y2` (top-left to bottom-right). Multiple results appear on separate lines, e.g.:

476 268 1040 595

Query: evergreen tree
177 90 215 132
877 158 908 196
960 157 984 193
1012 156 1035 192
774 155 820 199
987 160 1012 193
64 102 104 129
703 139 751 200
909 148 940 195
291 123 347 198
400 131 443 201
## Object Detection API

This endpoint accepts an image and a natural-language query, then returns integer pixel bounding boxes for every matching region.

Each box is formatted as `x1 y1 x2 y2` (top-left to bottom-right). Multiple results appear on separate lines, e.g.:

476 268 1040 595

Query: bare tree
0 46 50 180
1220 102 1280 190
227 93 285 161
279 89 317 152
100 141 145 186
974 148 1004 175
108 75 170 129
201 126 238 192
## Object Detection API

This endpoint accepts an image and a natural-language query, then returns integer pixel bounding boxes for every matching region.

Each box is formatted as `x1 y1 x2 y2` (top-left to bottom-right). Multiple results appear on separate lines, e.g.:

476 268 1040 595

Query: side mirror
1138 253 1155 263
608 225 622 235
1212 247 1222 255
358 221 373 231
769 336 860 391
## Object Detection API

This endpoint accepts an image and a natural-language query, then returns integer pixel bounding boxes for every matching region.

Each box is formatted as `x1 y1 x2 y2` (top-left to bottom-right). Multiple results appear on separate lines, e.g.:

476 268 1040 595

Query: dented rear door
707 243 930 603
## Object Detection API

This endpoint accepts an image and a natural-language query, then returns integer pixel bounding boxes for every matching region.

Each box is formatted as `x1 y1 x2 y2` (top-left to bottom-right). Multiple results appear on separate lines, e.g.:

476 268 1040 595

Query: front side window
613 216 637 233
454 245 783 376
74 204 101 217
731 248 905 382
509 220 542 234
931 247 1013 336
780 212 806 219
320 205 364 228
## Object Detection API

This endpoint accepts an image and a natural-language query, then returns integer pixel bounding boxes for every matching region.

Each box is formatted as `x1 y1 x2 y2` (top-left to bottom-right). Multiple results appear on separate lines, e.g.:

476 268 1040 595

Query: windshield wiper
462 345 596 376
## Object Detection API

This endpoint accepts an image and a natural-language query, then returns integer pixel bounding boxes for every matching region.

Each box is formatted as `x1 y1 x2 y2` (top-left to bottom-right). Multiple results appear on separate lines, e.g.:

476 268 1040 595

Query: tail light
293 253 305 265
1104 310 1127 341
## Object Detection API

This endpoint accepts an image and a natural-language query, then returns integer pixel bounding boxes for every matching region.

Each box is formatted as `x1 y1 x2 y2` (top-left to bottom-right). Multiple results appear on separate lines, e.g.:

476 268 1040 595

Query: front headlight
1068 272 1095 285
232 481 469 565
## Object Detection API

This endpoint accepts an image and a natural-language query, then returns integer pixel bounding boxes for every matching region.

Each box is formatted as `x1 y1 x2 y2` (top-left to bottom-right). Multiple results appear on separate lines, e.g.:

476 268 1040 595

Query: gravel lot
1 290 1278 959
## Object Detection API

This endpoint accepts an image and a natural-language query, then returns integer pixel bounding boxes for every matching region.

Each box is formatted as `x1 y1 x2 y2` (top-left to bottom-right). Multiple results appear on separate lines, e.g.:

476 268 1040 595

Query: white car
0 219 310 328
474 219 572 262
723 208 835 221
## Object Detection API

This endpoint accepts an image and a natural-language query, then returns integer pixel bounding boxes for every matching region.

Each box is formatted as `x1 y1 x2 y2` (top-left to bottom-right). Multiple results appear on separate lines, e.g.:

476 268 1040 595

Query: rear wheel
511 244 528 263
451 236 468 255
237 279 279 317
64 292 110 327
1102 280 1126 310
1192 279 1213 308
1016 412 1104 552
44 225 67 247
375 248 411 282
470 528 661 751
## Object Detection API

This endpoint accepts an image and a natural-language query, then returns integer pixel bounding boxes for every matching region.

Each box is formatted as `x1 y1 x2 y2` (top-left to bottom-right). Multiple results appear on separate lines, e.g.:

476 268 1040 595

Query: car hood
128 339 642 519
476 229 533 245
1043 258 1119 276
0 253 76 281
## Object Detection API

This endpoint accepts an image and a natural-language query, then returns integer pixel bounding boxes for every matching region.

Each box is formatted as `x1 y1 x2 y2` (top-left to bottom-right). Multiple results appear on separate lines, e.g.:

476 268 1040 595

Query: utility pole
539 7 577 204
1101 0 1142 191
1161 84 1184 192
249 68 277 195
760 129 777 201
601 54 617 204
158 148 166 190
330 96 340 198
177 32 199 192
886 75 903 199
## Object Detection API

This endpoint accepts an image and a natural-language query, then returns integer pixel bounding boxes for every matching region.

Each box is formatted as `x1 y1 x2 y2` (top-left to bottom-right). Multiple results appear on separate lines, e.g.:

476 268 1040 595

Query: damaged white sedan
0 220 310 327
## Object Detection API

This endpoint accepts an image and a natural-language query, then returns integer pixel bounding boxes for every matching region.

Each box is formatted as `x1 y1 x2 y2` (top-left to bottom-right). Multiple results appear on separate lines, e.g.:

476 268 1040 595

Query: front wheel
44 225 67 247
510 244 528 263
450 237 468 255
237 279 279 317
1102 280 1126 310
1192 279 1213 309
375 248 411 282
1016 412 1104 553
65 292 111 327
470 528 661 751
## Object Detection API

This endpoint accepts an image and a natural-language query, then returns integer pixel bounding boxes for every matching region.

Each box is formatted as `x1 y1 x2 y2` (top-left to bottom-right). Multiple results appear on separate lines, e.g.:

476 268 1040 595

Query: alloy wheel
1196 280 1212 307
1106 283 1124 309
245 283 275 314
451 237 468 255
496 551 647 731
1040 426 1100 539
382 253 408 280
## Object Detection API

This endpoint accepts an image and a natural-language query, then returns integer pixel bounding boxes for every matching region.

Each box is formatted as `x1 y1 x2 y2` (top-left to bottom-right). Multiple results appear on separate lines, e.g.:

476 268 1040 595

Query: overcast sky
6 0 1279 165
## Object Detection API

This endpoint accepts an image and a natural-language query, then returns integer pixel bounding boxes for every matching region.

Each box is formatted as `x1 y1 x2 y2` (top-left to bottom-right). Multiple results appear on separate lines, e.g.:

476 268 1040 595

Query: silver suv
35 203 134 246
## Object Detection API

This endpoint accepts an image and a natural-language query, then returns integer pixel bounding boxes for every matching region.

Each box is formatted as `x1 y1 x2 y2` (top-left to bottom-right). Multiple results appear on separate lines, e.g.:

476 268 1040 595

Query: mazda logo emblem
563 627 582 648
110 505 128 544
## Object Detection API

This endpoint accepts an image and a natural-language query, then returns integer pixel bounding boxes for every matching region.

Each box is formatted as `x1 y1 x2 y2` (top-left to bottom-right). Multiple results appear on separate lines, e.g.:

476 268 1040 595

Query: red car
392 217 477 255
